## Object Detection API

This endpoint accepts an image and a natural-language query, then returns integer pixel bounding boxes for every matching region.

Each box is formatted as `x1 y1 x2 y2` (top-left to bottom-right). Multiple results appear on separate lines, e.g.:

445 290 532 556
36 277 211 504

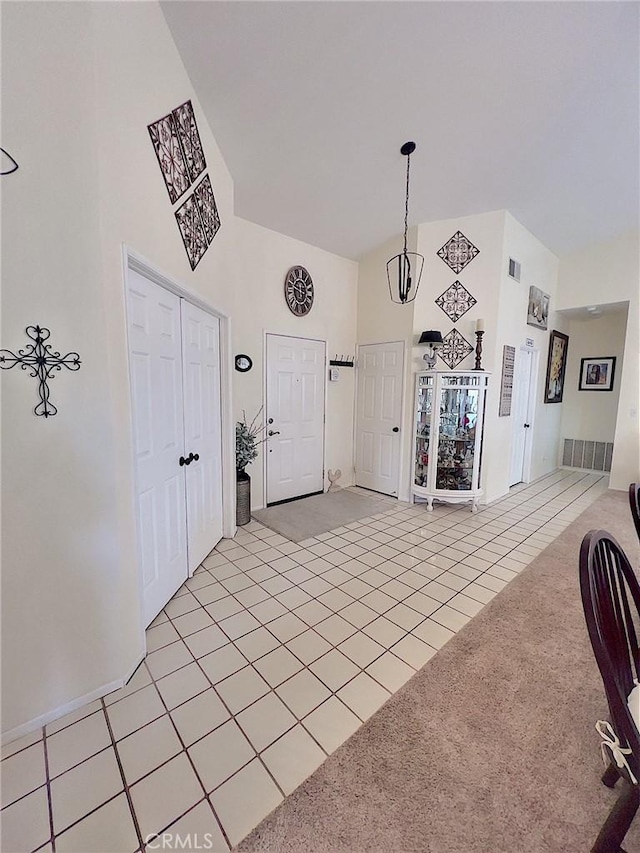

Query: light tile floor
1 470 607 852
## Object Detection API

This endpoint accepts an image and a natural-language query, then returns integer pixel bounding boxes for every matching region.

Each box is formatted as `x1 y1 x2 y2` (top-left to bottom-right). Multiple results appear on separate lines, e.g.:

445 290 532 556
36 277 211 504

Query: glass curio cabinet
412 371 490 512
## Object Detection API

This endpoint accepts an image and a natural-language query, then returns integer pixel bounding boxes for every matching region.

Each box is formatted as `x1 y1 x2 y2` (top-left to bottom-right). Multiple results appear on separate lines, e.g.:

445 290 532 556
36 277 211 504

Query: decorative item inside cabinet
414 376 434 488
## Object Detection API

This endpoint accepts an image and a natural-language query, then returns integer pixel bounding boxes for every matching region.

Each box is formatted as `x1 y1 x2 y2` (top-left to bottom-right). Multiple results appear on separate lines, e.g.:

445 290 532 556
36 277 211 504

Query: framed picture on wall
544 330 569 403
579 356 616 391
527 285 550 330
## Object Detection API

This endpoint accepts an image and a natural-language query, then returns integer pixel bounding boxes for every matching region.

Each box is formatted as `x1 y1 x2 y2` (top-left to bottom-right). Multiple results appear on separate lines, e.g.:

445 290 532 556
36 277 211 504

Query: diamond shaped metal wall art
172 100 207 184
435 281 477 323
194 175 221 244
149 99 221 271
438 328 474 369
175 192 208 270
437 231 480 274
148 112 191 204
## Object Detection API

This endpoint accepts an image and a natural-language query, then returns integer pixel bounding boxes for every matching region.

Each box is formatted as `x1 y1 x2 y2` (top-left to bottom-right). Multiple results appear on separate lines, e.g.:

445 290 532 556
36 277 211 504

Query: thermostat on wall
235 354 253 372
329 367 340 382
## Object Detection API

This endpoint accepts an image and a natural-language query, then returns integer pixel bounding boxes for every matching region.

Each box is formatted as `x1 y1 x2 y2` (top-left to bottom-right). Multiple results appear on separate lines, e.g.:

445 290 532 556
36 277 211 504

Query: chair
579 529 640 853
629 484 640 542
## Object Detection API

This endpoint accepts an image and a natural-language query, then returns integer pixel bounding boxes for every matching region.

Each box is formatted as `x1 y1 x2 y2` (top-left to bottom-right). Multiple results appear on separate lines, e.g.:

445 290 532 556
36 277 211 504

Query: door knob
192 453 199 461
179 455 191 466
524 423 530 429
268 430 280 436
392 427 400 433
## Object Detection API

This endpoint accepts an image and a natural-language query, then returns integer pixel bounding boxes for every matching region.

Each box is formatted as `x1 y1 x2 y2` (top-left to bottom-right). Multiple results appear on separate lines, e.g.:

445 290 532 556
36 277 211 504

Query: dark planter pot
236 471 251 526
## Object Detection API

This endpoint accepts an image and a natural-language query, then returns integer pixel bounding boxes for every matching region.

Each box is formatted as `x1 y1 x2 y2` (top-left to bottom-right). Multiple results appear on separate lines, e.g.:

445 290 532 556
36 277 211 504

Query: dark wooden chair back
579 529 640 784
629 483 640 542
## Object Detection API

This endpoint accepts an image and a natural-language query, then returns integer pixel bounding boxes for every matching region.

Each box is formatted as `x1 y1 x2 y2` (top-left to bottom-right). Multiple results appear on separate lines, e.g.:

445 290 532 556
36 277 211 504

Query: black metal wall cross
0 326 81 417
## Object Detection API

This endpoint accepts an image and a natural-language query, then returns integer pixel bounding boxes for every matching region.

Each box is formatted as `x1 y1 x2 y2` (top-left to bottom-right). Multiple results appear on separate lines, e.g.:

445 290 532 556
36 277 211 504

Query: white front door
509 347 535 486
266 334 326 505
181 301 224 571
127 270 188 626
355 341 404 496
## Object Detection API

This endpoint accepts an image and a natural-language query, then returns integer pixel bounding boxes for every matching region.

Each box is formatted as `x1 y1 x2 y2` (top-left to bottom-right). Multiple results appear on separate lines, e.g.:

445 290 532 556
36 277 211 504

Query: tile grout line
99 699 145 852
42 727 55 853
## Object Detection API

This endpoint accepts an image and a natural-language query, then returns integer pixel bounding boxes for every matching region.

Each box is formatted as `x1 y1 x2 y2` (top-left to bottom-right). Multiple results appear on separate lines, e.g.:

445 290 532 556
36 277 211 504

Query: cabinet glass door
436 386 479 491
415 375 434 487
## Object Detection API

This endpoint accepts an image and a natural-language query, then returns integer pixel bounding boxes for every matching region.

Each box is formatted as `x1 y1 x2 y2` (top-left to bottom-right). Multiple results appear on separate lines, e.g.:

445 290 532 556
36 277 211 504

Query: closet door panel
181 301 224 571
127 270 188 626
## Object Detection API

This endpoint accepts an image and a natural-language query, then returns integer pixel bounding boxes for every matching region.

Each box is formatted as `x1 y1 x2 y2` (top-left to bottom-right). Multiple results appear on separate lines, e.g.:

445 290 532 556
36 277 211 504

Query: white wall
356 231 417 500
1 2 357 737
414 210 561 503
560 310 627 447
499 213 563 490
232 218 358 507
414 211 503 502
1 1 135 739
556 231 639 489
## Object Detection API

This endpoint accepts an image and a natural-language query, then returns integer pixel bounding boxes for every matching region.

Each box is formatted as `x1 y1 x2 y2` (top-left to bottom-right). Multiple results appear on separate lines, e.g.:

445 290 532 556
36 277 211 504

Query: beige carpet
237 490 640 853
253 488 395 542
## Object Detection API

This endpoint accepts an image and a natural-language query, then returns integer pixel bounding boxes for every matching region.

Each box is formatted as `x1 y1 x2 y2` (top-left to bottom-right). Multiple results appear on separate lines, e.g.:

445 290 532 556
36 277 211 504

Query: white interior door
266 334 326 505
181 301 223 571
509 347 534 486
355 341 404 496
127 270 188 626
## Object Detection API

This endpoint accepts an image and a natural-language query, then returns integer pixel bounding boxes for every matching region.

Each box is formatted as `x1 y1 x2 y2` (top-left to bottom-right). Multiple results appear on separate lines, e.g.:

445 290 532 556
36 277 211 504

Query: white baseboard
1 651 146 746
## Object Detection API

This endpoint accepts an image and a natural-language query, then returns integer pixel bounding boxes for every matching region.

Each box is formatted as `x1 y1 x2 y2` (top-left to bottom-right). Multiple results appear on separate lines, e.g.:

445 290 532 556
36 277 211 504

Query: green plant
235 408 267 474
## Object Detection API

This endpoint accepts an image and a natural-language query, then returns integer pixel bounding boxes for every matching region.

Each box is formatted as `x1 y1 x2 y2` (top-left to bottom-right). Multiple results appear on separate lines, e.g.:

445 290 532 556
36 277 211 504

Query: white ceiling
162 1 639 261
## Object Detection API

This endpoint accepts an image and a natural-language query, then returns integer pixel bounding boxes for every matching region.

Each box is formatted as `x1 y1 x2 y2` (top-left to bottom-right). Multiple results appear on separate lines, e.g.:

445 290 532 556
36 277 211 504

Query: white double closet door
127 270 223 626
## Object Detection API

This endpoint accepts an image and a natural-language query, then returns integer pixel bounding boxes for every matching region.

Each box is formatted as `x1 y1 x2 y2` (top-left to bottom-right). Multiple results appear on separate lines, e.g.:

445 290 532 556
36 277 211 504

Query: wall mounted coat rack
0 325 81 417
329 356 355 367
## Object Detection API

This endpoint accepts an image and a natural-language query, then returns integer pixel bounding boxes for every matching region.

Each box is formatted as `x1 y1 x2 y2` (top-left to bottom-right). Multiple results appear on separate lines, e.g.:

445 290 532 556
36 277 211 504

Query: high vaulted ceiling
162 1 639 261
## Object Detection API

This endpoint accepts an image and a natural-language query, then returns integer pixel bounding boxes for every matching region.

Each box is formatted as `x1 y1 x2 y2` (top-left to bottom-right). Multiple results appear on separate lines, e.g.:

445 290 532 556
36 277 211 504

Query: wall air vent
562 438 613 472
508 257 521 282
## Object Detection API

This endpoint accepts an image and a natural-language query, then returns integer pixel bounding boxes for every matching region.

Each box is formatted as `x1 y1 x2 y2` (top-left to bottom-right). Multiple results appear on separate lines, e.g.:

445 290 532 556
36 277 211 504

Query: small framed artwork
527 286 550 330
579 357 616 391
544 330 569 404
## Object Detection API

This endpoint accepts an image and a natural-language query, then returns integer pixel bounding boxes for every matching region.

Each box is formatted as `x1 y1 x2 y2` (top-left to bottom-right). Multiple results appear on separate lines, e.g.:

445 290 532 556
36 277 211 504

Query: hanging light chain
386 140 423 305
403 151 411 256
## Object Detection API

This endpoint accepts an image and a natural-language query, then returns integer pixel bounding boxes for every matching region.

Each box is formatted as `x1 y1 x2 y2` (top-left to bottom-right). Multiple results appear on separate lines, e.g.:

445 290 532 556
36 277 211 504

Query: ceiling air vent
508 257 521 282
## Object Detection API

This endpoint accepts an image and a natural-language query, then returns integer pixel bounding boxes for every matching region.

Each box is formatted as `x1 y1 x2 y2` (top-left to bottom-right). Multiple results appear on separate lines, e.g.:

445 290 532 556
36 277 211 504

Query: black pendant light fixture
386 141 424 304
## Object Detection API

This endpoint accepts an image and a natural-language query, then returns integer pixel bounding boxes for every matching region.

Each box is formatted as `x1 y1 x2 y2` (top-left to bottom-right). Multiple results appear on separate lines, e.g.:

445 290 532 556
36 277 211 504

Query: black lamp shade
419 330 444 345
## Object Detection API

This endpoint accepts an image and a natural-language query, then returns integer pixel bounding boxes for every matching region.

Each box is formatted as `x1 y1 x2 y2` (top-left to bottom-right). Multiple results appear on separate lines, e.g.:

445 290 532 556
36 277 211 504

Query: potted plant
235 409 267 526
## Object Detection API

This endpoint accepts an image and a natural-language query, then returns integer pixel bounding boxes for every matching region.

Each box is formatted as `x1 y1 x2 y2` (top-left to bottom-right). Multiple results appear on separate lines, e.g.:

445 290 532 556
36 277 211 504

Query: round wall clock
234 354 253 372
284 266 314 316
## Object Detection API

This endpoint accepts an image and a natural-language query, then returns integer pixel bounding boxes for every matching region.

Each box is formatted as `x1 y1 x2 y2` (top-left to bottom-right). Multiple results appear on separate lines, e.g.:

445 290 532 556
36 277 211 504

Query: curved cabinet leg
427 497 433 512
471 498 478 513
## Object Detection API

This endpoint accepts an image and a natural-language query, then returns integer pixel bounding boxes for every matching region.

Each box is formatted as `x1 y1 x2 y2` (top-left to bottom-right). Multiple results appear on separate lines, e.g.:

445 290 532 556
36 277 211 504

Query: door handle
268 430 280 436
180 453 199 466
392 427 400 433
524 423 530 429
